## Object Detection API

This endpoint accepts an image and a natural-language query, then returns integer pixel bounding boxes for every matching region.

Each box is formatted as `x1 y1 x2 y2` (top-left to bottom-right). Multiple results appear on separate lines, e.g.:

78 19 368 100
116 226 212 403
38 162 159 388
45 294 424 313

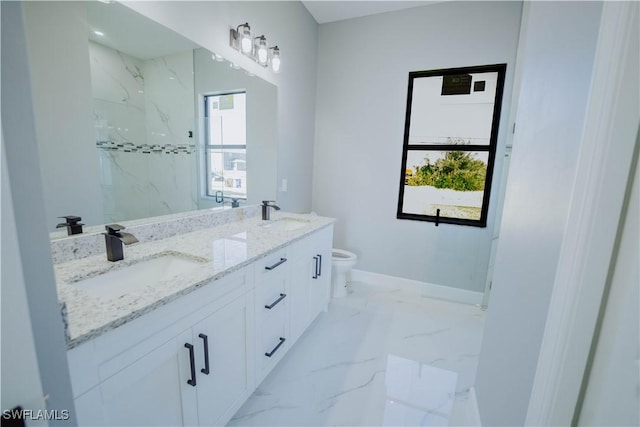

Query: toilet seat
332 249 356 260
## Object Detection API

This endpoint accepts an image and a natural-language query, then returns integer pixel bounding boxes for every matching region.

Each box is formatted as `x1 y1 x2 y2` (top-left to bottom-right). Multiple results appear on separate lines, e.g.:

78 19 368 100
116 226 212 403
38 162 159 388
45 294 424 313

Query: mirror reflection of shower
90 41 198 223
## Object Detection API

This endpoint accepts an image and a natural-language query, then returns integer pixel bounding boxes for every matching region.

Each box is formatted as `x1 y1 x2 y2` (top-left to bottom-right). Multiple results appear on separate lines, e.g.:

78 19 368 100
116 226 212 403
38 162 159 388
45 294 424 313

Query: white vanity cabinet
67 223 334 427
68 267 254 427
85 292 255 427
289 226 333 342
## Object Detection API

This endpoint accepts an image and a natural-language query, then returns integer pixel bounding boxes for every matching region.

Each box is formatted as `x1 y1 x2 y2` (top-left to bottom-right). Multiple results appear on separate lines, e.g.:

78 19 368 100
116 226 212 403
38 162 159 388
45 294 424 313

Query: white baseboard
350 269 484 306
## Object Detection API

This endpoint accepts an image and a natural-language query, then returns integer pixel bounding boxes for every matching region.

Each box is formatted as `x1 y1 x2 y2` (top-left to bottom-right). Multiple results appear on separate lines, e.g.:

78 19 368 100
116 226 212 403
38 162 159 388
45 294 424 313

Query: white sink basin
259 217 310 231
71 253 205 299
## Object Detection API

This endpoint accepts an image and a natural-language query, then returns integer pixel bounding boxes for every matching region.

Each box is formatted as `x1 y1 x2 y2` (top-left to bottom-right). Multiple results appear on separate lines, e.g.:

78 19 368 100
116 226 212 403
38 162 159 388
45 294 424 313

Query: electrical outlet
281 179 288 192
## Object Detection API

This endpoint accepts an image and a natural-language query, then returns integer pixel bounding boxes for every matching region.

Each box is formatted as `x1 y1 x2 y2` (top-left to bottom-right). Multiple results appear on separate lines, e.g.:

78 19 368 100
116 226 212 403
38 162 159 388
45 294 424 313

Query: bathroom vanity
55 209 334 426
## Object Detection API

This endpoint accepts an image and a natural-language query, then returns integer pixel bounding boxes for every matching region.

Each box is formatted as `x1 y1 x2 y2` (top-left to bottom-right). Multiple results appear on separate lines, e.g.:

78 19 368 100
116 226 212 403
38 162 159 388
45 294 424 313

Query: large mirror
50 1 277 237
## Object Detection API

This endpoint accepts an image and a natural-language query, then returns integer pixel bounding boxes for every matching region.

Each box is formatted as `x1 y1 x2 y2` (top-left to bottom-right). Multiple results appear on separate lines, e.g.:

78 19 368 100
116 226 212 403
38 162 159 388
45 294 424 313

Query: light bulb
271 56 280 73
258 49 268 64
240 25 252 54
271 47 281 73
255 36 267 65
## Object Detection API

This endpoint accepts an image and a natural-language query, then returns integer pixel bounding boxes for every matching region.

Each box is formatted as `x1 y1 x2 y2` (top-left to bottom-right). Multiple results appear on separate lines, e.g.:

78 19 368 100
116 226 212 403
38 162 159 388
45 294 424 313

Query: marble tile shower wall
49 205 261 264
89 42 197 223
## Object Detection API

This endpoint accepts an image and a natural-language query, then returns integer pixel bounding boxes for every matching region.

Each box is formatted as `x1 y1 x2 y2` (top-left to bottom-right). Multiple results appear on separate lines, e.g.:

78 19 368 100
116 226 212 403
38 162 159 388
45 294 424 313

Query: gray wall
2 2 76 423
124 1 319 213
312 1 522 292
474 2 603 425
23 1 104 231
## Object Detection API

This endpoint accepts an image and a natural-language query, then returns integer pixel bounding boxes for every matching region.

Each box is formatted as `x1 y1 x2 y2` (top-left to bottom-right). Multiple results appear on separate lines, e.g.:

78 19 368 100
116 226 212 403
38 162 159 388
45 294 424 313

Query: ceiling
86 1 444 57
301 1 442 24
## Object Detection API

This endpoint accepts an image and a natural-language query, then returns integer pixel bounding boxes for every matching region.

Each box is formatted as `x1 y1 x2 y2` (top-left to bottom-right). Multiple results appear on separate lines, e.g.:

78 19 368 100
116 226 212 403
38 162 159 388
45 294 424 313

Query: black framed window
397 64 506 227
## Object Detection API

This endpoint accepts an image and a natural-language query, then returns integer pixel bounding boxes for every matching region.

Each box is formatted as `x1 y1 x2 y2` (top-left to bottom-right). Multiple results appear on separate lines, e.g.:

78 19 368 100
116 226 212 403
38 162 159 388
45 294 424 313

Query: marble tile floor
229 281 486 426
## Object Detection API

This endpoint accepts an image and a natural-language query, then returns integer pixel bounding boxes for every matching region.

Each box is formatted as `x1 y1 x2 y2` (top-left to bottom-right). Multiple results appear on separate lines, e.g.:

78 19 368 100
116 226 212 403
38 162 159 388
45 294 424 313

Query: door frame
525 2 639 425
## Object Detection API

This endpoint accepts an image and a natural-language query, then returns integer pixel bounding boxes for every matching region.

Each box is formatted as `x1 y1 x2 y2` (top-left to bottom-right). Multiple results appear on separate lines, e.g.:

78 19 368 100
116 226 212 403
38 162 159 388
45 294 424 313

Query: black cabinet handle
312 256 318 279
184 343 196 386
265 257 287 270
317 254 323 277
265 293 286 309
198 333 210 375
265 337 286 358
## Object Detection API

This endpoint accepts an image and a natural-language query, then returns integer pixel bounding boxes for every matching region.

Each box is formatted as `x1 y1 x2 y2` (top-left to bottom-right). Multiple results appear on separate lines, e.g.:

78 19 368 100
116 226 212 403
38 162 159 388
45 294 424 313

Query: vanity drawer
256 249 289 279
256 306 288 380
256 291 288 331
257 270 287 308
259 305 287 350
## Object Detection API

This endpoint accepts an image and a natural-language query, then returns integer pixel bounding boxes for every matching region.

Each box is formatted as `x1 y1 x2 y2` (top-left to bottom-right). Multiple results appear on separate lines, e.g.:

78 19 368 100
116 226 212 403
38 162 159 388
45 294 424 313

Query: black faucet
103 224 138 262
261 200 280 220
56 216 84 235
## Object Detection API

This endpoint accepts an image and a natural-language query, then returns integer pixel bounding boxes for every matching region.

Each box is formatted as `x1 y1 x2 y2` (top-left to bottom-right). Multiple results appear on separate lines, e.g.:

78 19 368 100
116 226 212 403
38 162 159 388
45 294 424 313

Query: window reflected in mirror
204 92 247 200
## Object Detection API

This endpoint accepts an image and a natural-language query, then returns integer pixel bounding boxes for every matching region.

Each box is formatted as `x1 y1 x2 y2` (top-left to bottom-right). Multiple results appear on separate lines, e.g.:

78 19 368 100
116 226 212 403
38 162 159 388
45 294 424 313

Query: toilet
331 249 358 298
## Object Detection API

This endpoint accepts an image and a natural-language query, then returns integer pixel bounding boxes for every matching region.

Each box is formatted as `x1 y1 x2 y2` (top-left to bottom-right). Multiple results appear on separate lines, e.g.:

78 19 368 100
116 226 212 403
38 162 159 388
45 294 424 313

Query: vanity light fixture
230 22 281 73
93 30 105 36
232 22 252 54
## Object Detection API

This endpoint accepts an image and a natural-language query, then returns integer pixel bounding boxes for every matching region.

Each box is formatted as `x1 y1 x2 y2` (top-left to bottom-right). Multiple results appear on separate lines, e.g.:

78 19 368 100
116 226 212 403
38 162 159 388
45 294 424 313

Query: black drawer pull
312 256 318 279
317 254 323 277
265 337 286 358
265 293 286 309
265 257 287 270
198 333 210 375
184 343 196 386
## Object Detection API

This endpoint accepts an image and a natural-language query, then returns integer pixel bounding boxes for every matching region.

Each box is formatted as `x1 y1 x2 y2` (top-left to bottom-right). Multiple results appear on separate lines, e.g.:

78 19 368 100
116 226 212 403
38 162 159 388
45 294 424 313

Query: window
397 64 507 227
204 92 247 199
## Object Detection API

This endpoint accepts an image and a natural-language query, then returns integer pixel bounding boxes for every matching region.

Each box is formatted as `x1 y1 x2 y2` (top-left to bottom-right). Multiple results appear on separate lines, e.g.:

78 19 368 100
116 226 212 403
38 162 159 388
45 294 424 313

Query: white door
99 329 197 426
290 228 334 341
577 162 639 426
309 228 333 318
194 293 254 426
289 246 313 342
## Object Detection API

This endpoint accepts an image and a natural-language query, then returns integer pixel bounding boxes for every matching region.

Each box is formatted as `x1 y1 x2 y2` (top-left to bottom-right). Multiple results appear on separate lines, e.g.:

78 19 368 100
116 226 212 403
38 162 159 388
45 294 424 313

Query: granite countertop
55 212 335 349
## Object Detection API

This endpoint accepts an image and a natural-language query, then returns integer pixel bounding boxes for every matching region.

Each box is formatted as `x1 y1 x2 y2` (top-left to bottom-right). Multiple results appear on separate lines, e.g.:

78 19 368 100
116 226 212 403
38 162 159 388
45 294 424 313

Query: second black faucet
261 200 280 220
